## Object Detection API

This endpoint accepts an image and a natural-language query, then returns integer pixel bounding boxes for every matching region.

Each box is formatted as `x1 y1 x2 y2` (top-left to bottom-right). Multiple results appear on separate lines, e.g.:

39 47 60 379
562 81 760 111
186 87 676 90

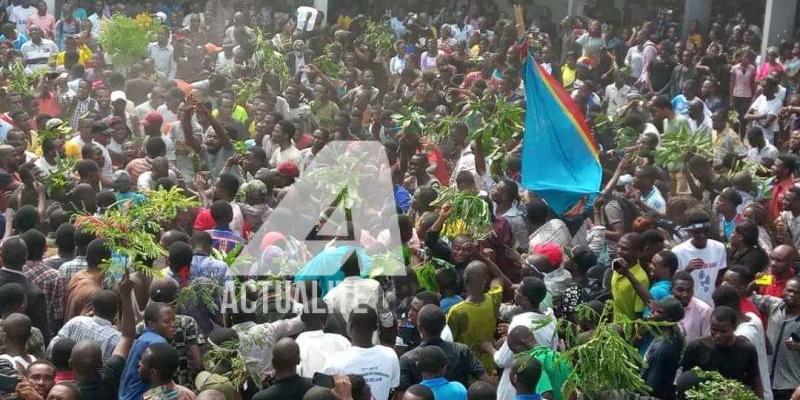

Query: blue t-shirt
440 295 463 314
72 8 87 20
421 377 467 400
643 280 672 318
0 33 28 50
671 94 690 116
722 219 736 241
118 328 166 400
393 184 412 213
116 191 146 206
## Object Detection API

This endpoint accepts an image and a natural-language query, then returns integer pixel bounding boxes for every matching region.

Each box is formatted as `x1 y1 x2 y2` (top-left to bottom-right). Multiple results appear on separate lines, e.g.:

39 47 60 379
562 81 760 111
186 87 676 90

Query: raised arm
198 101 232 150
113 269 135 359
182 97 202 154
478 248 513 289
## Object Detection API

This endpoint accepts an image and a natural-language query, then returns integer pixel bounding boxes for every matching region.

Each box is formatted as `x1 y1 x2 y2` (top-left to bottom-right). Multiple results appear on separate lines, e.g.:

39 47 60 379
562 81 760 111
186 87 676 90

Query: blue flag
521 55 602 215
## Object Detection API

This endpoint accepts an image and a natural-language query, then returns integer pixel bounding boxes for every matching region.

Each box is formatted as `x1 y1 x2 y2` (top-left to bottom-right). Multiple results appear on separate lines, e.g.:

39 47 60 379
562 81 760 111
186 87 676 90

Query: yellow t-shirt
611 263 650 321
561 65 576 89
64 137 84 159
446 285 503 371
56 45 93 67
337 15 353 30
27 130 41 156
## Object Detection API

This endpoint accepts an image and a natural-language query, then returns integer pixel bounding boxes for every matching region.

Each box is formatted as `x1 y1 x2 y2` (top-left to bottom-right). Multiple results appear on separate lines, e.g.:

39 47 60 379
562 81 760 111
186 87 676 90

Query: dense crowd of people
0 0 798 399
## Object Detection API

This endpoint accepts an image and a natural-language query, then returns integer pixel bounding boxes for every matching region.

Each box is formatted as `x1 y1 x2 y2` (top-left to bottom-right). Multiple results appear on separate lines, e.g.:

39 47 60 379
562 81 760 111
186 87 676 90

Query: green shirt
532 346 571 400
446 285 503 371
611 263 650 321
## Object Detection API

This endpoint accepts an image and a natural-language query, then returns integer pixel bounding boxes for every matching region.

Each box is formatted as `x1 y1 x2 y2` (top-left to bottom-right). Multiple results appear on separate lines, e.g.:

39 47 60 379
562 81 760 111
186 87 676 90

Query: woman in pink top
756 46 783 81
730 50 757 135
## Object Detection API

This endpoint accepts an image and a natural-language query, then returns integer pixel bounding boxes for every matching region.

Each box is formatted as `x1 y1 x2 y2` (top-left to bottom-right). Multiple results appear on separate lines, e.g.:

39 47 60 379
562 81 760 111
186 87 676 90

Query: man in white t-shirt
269 120 304 170
10 0 34 35
494 277 558 400
295 299 351 378
746 126 780 164
19 26 56 68
324 304 400 400
671 210 727 304
745 76 783 144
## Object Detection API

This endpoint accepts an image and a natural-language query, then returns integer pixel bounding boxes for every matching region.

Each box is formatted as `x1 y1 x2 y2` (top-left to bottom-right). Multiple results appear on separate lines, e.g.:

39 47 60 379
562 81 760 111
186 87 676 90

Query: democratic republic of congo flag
520 54 602 215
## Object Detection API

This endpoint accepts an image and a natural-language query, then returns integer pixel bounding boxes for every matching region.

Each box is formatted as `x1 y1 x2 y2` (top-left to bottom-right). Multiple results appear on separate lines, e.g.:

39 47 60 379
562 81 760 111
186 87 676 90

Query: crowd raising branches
0 0 800 400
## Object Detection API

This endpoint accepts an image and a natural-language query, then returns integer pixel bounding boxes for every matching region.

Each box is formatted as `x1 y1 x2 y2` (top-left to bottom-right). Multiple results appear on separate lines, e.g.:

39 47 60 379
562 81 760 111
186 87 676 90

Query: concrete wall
762 0 797 54
682 0 711 36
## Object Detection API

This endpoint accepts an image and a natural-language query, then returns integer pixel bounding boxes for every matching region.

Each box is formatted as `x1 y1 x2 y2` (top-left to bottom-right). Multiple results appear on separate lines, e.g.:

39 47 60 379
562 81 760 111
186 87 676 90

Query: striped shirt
48 316 120 361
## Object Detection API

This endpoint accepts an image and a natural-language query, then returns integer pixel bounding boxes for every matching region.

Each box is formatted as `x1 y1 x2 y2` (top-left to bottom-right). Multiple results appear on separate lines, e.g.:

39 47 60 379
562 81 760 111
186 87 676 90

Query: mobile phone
312 372 335 389
0 374 19 392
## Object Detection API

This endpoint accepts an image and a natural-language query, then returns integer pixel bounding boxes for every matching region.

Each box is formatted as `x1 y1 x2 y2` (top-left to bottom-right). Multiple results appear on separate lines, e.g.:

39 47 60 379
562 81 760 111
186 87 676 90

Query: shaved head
272 337 300 371
508 325 536 353
2 313 30 343
149 277 179 303
464 261 488 286
69 341 102 375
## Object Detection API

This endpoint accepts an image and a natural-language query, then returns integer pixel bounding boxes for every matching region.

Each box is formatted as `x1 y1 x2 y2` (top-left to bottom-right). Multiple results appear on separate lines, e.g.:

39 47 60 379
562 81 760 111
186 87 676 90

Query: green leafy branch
555 302 675 399
430 187 492 239
429 114 458 145
728 159 775 200
654 125 712 172
43 158 75 196
5 61 43 96
99 13 163 70
361 19 395 57
252 28 290 92
392 104 427 136
203 339 250 389
38 121 73 143
594 113 638 149
78 187 200 277
685 367 758 400
174 277 224 314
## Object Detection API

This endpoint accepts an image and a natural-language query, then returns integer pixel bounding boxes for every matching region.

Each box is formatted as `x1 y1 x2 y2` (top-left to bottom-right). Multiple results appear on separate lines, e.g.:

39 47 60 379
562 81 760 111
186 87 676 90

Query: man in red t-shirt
760 244 797 298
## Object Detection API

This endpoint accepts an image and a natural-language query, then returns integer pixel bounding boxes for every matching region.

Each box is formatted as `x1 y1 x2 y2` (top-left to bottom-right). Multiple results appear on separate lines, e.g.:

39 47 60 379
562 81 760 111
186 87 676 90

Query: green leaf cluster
653 125 712 172
391 104 427 136
303 154 368 209
594 113 638 149
43 158 75 196
362 19 395 57
728 159 775 200
468 95 524 150
429 114 457 145
5 61 43 96
685 367 758 400
430 187 492 239
78 186 200 277
234 78 261 106
38 121 73 143
556 301 675 399
99 13 163 70
174 278 224 314
202 339 250 390
252 28 290 92
312 55 341 79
